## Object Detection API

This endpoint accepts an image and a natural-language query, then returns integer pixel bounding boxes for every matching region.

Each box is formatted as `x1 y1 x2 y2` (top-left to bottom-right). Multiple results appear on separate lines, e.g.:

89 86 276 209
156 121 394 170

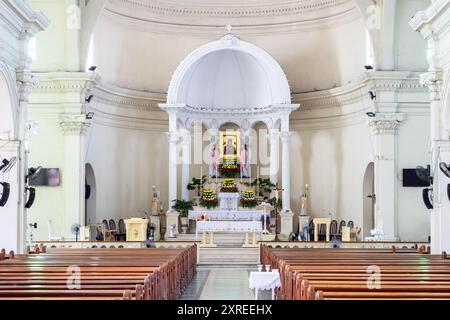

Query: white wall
394 0 429 72
85 121 169 223
289 121 374 234
397 113 431 241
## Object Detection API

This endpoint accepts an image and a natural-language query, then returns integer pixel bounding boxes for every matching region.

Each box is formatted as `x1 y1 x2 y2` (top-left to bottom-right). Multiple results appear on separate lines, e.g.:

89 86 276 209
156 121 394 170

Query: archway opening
85 163 96 225
363 162 375 237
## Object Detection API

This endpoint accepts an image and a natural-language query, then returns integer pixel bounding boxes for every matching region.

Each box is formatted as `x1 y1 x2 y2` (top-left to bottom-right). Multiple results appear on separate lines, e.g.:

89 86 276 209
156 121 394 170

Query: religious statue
300 184 309 216
224 138 236 156
239 144 250 178
210 144 220 178
151 185 160 215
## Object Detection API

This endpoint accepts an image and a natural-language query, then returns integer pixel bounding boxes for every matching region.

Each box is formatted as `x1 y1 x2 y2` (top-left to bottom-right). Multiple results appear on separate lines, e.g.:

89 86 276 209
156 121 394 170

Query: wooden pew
0 245 197 300
261 245 450 300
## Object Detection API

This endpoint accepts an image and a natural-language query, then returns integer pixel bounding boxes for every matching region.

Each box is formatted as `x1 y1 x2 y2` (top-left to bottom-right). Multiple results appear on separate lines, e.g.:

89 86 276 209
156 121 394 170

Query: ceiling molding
102 0 362 36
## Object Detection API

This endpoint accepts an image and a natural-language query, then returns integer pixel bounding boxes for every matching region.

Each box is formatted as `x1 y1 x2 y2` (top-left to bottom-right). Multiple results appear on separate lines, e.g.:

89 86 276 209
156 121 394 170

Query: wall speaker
0 182 10 207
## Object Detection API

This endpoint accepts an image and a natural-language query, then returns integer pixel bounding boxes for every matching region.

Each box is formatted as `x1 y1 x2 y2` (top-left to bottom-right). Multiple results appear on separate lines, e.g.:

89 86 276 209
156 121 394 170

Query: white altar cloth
196 221 262 238
249 270 281 300
218 192 240 210
189 210 263 221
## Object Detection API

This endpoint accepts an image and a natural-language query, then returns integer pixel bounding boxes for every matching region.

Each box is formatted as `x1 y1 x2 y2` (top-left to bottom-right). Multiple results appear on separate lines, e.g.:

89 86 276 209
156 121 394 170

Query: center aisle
180 266 271 300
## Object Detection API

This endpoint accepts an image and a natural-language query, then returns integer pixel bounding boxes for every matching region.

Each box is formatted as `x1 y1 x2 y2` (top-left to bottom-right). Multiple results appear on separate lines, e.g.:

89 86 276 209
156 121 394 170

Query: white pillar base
279 210 294 240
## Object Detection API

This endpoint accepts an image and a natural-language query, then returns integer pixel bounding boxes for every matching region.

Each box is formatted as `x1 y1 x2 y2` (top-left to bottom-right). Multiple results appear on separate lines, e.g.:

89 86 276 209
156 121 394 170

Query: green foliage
187 176 207 196
171 199 194 217
244 178 275 197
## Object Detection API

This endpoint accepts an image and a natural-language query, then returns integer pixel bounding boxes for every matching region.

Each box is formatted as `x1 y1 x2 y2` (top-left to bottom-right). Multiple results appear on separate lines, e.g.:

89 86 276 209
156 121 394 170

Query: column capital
420 71 443 101
166 131 180 143
59 114 91 136
180 131 191 145
266 130 280 144
280 131 292 143
368 113 405 135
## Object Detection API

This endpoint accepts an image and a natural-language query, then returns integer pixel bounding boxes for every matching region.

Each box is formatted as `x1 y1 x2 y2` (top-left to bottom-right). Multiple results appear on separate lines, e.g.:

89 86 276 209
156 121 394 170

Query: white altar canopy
159 30 300 238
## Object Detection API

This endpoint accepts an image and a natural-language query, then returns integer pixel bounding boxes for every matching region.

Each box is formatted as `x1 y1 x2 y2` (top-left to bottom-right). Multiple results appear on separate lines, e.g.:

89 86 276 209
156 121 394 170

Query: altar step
198 247 260 265
171 232 247 247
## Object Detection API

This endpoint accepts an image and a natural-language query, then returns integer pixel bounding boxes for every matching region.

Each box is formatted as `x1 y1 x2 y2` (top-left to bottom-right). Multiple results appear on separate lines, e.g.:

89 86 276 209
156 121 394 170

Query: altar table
196 221 262 247
188 210 263 221
249 270 281 300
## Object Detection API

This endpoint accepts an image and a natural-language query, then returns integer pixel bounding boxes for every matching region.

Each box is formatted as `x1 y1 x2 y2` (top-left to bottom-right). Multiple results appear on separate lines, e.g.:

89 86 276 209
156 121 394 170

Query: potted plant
187 176 207 205
171 199 194 234
245 178 275 197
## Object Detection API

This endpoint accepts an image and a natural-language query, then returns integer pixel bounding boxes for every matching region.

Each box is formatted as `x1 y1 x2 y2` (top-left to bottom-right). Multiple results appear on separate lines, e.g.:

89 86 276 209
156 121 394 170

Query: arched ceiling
91 0 367 95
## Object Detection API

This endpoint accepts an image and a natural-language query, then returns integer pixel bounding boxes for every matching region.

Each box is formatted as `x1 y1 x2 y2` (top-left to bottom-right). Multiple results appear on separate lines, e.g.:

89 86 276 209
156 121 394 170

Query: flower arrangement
220 178 239 193
219 158 240 178
241 189 258 208
200 188 218 209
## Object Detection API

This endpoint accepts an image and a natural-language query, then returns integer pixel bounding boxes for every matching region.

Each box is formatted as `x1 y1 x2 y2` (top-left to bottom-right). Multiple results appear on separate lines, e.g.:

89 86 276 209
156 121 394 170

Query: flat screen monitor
29 168 60 186
402 169 430 187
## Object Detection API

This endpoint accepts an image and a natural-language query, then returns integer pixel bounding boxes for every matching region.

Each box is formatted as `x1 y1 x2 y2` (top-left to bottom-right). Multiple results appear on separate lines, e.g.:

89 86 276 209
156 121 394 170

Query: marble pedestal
124 218 149 242
165 211 179 238
279 211 294 240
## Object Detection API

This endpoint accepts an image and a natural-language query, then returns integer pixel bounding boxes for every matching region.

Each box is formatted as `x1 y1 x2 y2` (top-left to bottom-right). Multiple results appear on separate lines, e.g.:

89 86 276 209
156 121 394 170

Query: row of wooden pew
0 245 197 300
261 245 450 300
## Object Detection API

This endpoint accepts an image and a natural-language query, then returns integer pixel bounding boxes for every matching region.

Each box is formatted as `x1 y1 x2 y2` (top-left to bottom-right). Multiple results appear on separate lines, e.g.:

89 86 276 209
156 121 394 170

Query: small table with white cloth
196 220 262 247
249 270 281 300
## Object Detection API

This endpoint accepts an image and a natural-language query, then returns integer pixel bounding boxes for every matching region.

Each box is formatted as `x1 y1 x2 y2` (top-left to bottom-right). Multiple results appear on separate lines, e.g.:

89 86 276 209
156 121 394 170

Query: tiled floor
180 266 272 300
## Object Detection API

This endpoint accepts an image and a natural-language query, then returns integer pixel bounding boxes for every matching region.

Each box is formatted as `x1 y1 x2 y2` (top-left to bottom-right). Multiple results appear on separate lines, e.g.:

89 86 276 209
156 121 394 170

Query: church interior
1 0 450 302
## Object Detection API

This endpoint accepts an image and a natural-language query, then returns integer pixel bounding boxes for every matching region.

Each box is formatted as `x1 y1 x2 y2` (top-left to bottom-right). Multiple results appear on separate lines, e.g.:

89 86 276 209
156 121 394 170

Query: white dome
177 49 273 109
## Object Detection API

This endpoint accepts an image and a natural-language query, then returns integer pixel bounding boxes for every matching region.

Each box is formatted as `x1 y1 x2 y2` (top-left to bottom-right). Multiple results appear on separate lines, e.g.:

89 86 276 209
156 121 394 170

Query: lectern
124 218 149 241
256 205 273 235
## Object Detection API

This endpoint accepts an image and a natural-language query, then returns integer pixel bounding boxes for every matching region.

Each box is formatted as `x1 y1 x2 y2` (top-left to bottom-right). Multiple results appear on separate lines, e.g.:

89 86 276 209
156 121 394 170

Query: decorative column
165 111 180 237
59 114 91 239
279 114 293 240
267 129 279 189
432 141 450 254
368 113 404 240
181 131 191 201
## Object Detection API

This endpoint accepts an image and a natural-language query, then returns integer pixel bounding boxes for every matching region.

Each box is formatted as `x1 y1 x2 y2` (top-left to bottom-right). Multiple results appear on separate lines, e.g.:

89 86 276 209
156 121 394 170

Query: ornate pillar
421 63 444 254
181 131 191 201
280 131 292 212
267 129 279 189
167 131 179 209
368 113 404 240
59 114 91 239
432 141 450 254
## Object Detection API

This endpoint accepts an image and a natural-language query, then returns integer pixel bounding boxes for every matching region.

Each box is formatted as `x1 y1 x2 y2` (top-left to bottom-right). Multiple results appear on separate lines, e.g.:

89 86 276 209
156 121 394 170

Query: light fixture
88 66 97 72
0 182 10 207
439 162 450 178
422 187 433 210
26 166 42 183
85 95 94 103
86 112 95 120
369 91 376 100
25 187 36 209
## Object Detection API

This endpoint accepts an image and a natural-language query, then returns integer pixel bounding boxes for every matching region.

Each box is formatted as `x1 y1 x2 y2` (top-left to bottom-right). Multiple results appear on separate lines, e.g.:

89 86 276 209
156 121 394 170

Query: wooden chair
318 224 326 241
330 220 338 240
347 220 354 229
308 220 314 241
116 219 126 241
338 220 346 237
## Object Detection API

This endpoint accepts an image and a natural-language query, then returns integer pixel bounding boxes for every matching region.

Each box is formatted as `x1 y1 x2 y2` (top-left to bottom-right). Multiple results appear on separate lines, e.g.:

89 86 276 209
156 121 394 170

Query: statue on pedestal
240 144 250 178
210 144 220 178
300 184 309 216
151 185 160 216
